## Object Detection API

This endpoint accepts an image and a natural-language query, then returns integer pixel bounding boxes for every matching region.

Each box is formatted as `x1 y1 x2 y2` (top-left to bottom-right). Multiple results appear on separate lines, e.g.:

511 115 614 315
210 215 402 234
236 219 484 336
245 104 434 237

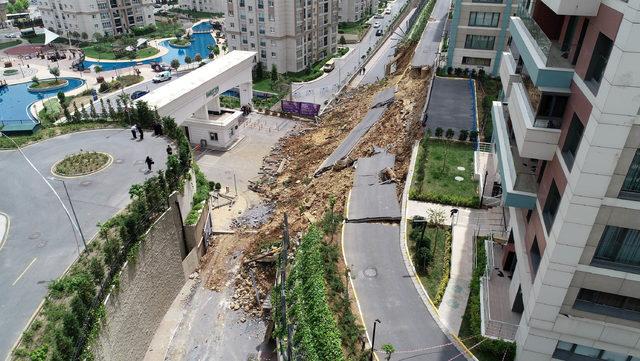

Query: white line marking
13 257 37 286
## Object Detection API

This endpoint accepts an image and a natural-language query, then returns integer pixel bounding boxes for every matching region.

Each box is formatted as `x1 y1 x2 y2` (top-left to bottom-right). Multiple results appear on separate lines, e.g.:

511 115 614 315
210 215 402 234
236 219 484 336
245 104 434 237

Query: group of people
132 123 175 173
130 124 145 140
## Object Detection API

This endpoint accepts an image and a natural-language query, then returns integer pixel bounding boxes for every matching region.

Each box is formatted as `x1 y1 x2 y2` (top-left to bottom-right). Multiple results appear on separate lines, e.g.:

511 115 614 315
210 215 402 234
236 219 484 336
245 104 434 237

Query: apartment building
446 0 514 76
0 0 7 27
37 0 155 40
338 0 373 23
224 0 339 73
178 0 226 15
489 0 640 360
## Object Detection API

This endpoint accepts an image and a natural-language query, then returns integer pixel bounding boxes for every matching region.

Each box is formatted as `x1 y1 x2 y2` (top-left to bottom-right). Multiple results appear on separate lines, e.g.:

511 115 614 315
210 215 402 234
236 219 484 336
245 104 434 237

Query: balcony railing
540 0 601 16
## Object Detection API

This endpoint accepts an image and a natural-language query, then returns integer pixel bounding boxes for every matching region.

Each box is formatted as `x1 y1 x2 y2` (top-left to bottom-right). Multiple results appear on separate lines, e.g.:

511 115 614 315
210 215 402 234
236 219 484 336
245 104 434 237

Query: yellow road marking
13 257 37 286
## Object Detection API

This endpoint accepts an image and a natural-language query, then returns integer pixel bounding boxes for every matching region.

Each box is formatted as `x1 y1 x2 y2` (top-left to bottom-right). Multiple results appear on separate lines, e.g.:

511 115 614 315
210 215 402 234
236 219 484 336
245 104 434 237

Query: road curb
0 212 9 253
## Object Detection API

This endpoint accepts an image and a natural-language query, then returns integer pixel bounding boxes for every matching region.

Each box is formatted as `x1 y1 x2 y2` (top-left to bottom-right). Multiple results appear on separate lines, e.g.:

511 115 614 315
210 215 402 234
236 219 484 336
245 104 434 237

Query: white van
323 59 335 73
153 71 172 83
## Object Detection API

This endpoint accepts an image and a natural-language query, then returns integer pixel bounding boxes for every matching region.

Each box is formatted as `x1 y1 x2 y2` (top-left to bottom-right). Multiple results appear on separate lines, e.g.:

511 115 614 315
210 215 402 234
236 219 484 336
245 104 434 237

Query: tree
57 92 66 108
31 75 39 84
100 98 108 118
254 62 264 81
106 98 116 119
270 64 278 83
170 58 180 71
49 67 60 82
212 45 220 56
194 53 202 63
81 32 89 40
445 128 454 139
184 55 192 68
89 99 97 119
382 344 395 361
339 35 346 45
72 102 82 123
94 65 103 74
434 127 443 137
458 129 469 141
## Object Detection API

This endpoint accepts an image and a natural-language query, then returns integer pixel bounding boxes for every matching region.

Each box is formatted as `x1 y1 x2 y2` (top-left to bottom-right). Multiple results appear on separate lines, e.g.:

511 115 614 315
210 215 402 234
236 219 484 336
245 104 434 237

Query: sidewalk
406 200 505 334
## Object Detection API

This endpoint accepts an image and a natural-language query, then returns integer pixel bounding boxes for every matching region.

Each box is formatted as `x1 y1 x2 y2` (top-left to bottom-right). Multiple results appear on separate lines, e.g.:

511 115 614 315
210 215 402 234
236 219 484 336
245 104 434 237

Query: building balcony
539 0 600 16
509 16 574 89
499 52 520 99
507 82 561 161
492 101 538 209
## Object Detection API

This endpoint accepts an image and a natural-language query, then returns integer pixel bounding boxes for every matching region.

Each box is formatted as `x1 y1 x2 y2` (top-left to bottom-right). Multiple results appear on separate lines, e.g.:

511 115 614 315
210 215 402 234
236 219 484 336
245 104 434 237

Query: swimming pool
0 77 86 132
83 23 217 72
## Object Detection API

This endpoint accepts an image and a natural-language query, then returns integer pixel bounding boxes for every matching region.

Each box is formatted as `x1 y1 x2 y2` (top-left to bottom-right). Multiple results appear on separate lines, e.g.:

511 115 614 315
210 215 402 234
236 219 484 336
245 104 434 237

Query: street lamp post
370 319 381 361
50 177 87 248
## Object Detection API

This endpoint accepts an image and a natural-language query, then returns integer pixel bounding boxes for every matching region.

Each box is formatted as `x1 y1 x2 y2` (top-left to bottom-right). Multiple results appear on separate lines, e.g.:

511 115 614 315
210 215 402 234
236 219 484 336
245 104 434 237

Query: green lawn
338 19 370 36
169 8 224 19
407 222 451 307
459 237 516 361
82 45 159 60
169 37 190 46
29 79 66 89
26 34 45 44
0 39 22 50
410 139 479 208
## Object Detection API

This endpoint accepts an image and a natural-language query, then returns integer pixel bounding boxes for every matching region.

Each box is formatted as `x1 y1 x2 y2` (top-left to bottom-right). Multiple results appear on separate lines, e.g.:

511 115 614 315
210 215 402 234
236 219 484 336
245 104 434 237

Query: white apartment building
37 0 155 40
487 0 640 360
178 0 226 15
338 0 373 23
224 0 339 73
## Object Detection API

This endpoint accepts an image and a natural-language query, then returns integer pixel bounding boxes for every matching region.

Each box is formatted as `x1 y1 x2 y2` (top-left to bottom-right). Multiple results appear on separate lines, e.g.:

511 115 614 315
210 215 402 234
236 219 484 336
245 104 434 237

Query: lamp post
49 177 87 248
370 319 381 361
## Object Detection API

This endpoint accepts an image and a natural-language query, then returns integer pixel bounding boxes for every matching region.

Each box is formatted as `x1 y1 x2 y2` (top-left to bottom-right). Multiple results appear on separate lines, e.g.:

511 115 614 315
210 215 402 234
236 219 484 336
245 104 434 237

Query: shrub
469 130 479 143
445 128 454 139
434 127 443 137
458 129 469 141
447 66 453 75
454 67 462 76
98 82 110 93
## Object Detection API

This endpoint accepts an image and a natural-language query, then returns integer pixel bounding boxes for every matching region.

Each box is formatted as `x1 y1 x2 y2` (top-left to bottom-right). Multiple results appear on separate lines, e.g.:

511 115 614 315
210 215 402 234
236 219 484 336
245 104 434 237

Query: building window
472 0 502 2
209 132 218 141
553 341 631 361
593 225 640 272
620 150 640 200
468 12 500 27
535 93 568 128
530 237 541 277
585 32 613 94
542 180 561 233
461 56 491 66
464 35 495 50
561 114 584 171
574 288 640 321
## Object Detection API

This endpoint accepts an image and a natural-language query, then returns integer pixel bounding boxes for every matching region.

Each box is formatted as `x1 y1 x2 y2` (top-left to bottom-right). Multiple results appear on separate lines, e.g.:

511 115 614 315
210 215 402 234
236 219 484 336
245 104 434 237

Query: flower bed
3 69 19 76
168 38 191 48
53 151 112 177
28 79 69 92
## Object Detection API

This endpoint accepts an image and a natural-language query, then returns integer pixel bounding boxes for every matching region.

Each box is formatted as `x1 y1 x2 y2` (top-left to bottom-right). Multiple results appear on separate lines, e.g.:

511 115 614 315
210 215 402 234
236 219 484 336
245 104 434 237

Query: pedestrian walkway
407 200 506 334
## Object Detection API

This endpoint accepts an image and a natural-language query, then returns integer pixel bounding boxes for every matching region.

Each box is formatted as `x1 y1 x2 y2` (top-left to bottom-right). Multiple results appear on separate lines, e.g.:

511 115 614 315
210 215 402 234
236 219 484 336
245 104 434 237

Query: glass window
464 35 495 50
530 237 541 276
468 12 500 27
556 341 573 351
542 181 561 233
561 114 584 171
573 345 600 357
461 57 491 66
585 32 613 94
620 149 640 200
601 351 630 361
593 226 640 271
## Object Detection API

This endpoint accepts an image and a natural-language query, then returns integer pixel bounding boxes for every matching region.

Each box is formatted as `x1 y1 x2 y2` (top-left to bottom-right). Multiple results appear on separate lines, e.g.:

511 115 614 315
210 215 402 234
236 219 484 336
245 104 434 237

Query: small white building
142 50 256 151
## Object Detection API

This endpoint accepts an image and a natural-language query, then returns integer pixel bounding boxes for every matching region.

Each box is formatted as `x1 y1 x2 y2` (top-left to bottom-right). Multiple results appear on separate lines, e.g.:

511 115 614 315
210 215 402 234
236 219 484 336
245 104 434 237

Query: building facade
224 0 339 73
178 0 226 15
490 0 640 360
446 0 514 76
37 0 155 40
0 0 7 27
338 0 373 23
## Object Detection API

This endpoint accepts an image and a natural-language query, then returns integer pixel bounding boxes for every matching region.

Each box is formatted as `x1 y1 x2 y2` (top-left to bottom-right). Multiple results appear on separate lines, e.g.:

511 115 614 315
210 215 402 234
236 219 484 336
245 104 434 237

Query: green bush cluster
459 237 516 360
407 0 436 43
409 189 480 208
185 166 212 225
432 231 452 306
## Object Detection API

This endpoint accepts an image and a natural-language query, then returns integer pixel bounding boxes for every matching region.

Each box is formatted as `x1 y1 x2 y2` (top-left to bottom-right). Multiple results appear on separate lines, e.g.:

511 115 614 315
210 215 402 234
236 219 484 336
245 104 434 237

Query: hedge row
432 231 452 307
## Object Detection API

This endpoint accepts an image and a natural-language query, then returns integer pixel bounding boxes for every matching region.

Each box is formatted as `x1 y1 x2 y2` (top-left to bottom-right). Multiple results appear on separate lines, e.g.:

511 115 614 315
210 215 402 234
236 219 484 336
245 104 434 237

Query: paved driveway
425 77 476 137
412 0 451 68
0 129 168 359
343 223 461 360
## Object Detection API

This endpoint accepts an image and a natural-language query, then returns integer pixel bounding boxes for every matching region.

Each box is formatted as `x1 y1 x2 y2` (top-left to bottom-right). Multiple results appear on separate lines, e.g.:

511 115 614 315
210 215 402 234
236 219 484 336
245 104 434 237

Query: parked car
152 71 172 83
375 29 384 36
130 90 149 100
373 21 381 28
374 13 384 19
385 7 392 14
150 62 171 72
323 59 336 73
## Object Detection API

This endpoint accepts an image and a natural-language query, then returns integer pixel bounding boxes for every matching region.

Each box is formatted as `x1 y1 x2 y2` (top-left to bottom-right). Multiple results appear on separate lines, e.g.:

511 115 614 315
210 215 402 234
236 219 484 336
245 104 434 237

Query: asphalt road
0 130 168 359
412 0 452 68
291 0 409 106
343 223 461 360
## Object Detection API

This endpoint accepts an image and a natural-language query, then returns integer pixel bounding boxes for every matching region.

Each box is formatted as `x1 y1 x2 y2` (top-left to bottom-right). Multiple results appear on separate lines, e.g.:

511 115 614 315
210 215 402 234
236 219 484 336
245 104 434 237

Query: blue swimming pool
83 23 217 72
0 77 85 132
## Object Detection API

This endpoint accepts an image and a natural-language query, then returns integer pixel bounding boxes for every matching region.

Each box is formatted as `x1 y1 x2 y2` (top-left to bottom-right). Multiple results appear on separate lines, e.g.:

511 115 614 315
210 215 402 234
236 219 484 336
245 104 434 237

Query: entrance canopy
143 50 256 123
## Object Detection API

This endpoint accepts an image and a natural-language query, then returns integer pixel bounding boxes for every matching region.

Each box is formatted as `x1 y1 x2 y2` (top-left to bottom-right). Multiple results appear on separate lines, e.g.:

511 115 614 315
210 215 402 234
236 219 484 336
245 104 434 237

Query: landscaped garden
410 137 479 208
53 152 111 177
3 69 19 76
408 211 452 307
98 75 144 93
338 17 371 36
82 43 159 60
168 36 191 47
169 8 224 19
0 39 22 50
459 237 516 361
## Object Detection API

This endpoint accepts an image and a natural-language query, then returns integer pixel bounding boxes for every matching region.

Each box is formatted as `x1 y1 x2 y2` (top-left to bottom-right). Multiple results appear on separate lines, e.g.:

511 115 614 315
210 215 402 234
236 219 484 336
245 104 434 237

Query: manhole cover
364 267 377 278
28 232 41 240
457 166 466 171
115 159 125 164
36 239 47 248
80 180 92 187
454 176 464 182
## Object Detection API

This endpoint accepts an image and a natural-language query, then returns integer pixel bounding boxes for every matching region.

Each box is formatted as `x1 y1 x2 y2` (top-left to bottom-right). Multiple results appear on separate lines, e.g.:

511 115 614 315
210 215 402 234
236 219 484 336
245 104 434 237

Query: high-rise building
37 0 156 40
489 0 640 360
178 0 226 15
338 0 373 23
224 0 339 73
446 0 513 76
0 0 7 27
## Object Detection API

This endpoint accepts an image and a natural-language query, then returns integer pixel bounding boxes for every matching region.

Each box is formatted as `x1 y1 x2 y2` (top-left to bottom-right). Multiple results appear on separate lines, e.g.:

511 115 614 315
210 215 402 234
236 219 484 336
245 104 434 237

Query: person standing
166 145 173 156
145 156 154 172
130 125 137 139
137 124 144 140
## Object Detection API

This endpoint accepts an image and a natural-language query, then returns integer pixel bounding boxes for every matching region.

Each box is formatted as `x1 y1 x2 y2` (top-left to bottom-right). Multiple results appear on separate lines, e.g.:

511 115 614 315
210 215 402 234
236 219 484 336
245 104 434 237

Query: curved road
0 129 169 359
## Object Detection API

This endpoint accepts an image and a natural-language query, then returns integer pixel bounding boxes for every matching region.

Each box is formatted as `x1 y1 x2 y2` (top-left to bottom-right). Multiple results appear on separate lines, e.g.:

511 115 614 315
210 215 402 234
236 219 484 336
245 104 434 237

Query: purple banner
280 100 320 117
